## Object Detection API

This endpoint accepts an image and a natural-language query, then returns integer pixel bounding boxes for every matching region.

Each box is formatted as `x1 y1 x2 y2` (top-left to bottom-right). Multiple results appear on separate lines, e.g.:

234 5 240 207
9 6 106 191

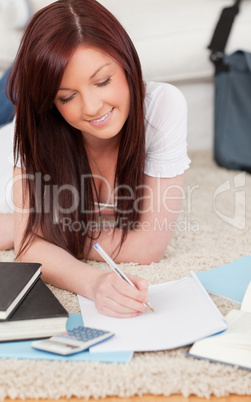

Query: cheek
116 80 130 112
123 86 131 115
56 104 79 123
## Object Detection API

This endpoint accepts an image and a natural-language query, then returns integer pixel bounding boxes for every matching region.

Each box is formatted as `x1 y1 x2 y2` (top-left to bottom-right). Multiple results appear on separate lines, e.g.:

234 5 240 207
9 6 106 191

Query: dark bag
208 0 251 172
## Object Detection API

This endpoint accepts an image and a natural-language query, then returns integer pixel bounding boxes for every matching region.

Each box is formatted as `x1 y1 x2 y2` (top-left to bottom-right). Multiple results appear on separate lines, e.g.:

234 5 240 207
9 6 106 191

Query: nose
80 89 103 119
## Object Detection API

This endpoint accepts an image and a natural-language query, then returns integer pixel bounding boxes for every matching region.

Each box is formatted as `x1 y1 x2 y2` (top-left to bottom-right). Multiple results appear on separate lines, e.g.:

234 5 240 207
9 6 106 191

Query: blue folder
0 313 133 363
196 256 251 305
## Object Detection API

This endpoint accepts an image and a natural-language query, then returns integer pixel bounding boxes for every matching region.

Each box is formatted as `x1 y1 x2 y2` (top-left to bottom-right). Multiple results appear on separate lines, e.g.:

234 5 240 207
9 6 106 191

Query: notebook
0 261 41 319
0 278 68 342
78 271 228 352
188 282 251 370
0 313 133 363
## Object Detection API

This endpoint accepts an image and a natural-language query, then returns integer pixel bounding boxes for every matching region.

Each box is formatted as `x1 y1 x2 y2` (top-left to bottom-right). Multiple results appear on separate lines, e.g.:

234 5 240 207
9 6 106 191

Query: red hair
9 0 145 259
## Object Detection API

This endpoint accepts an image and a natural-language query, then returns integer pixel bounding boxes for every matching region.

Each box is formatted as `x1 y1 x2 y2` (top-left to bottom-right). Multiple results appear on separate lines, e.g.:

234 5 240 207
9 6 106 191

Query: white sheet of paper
241 281 251 313
77 275 227 352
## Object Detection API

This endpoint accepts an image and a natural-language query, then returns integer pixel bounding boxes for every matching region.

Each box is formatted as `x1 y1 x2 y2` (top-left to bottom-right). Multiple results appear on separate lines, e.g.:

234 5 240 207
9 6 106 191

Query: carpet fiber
1 151 251 400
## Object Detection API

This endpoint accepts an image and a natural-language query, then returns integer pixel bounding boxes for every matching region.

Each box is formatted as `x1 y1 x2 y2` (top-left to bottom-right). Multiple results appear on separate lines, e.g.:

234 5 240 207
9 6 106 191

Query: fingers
97 298 144 318
126 274 149 300
98 307 141 319
94 272 150 318
104 284 148 314
113 274 148 303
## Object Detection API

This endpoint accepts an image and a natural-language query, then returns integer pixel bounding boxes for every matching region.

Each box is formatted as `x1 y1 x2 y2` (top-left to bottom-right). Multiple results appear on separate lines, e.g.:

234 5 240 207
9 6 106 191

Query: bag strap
208 0 242 73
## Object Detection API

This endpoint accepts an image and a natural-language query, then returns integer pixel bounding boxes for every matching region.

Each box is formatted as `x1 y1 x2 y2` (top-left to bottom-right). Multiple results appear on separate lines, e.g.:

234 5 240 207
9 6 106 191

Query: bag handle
208 0 242 72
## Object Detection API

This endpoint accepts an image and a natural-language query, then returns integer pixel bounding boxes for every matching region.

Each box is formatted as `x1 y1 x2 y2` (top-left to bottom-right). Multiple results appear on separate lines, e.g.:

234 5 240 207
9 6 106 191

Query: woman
2 0 190 317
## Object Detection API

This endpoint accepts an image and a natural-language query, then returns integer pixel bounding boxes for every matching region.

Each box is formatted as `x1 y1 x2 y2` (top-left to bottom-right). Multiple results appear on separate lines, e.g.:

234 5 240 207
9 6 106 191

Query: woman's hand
93 272 150 318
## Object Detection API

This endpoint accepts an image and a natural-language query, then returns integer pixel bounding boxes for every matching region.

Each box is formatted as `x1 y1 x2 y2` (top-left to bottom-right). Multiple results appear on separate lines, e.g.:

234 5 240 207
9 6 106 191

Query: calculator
31 326 114 355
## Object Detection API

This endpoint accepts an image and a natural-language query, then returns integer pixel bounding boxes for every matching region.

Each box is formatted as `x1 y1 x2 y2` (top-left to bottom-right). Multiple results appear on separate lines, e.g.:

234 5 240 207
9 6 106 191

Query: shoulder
144 81 187 149
143 82 190 178
144 81 186 105
144 82 187 131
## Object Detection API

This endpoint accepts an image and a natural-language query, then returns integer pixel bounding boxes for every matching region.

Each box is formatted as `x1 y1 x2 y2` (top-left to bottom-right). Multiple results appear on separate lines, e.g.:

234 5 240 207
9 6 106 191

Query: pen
93 242 155 313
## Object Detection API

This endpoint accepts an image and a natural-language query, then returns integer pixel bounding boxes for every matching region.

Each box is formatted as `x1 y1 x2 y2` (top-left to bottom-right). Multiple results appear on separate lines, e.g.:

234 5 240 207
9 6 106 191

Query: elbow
136 235 170 265
137 245 165 265
137 254 162 265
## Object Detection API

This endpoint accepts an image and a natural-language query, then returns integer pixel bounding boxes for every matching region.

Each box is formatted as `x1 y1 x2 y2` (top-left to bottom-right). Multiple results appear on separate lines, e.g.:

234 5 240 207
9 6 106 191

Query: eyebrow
58 62 111 91
90 62 111 79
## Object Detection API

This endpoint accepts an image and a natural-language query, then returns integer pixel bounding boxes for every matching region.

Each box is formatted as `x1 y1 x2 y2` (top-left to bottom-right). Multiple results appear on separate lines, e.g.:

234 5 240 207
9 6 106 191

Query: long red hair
8 0 145 259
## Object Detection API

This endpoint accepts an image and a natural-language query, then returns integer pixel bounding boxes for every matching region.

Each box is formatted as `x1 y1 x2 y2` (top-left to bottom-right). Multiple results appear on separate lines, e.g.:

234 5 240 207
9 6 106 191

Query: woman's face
54 46 130 144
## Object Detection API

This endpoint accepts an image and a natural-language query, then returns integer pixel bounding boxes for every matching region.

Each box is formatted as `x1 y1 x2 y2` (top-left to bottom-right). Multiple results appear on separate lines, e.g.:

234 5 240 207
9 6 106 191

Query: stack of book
0 262 69 342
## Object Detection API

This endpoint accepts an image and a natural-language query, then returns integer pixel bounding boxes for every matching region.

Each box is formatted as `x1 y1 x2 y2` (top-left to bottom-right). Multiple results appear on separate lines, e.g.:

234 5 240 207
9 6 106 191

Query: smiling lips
88 108 114 127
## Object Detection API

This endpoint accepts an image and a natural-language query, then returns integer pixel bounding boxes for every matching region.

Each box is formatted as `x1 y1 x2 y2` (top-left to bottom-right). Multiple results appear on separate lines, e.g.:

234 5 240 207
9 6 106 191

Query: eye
58 94 75 105
96 77 111 87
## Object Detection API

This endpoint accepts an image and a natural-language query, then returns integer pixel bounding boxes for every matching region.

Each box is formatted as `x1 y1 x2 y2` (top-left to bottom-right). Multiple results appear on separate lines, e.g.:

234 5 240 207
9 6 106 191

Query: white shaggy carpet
0 150 251 400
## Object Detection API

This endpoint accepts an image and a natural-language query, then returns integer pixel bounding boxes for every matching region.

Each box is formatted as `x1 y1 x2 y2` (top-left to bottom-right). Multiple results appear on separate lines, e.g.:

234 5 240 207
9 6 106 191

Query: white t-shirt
144 81 190 178
0 82 190 213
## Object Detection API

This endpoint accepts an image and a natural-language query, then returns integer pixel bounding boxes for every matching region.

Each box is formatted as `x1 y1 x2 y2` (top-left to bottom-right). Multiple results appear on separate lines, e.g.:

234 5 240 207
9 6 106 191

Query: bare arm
88 173 185 264
13 167 149 318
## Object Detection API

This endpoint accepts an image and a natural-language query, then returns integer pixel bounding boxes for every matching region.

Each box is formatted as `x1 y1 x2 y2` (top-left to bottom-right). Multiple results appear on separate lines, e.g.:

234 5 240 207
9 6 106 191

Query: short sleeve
144 82 191 178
